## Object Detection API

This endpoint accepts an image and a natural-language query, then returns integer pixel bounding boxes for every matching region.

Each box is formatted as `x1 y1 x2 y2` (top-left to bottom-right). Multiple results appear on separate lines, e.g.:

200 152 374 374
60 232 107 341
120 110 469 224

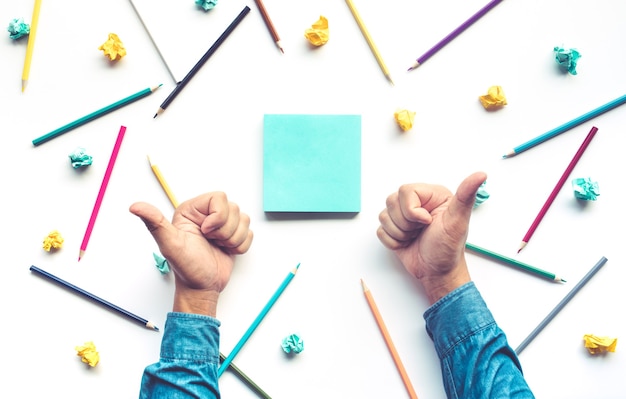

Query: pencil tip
21 80 27 92
517 242 526 253
153 113 158 119
407 62 419 71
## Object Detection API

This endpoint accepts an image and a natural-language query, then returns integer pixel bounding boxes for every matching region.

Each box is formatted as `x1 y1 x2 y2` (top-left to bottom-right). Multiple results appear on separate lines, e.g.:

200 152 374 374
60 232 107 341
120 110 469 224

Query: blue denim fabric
424 282 535 399
139 312 221 399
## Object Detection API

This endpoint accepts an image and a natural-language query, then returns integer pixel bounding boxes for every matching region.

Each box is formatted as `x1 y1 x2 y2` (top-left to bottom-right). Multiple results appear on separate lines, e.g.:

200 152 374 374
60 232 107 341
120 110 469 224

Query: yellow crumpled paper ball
99 33 127 61
394 109 416 132
304 16 329 46
583 334 617 355
479 85 507 110
42 230 64 251
75 341 100 367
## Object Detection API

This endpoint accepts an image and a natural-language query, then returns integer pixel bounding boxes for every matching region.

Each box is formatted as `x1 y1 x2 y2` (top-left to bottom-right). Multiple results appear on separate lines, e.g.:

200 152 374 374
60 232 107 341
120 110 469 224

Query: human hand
130 192 253 317
376 172 487 304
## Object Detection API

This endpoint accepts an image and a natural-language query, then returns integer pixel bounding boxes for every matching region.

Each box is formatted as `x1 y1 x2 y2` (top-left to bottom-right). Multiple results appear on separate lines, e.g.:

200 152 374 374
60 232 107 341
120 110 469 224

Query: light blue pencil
503 94 626 158
218 263 300 377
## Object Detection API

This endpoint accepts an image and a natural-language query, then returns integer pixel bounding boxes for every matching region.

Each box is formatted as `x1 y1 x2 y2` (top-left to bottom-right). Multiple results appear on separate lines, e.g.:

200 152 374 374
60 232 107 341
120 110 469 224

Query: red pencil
78 125 127 261
518 126 598 253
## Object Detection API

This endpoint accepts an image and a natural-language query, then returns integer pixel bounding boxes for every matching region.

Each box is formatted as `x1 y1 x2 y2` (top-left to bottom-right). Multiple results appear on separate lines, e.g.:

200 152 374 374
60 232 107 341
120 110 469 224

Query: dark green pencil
465 242 565 282
32 84 161 146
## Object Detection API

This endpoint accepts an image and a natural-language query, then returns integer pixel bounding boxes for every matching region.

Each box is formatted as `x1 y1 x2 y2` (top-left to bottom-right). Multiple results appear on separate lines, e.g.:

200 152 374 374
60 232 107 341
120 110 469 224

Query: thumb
447 171 488 220
129 201 178 250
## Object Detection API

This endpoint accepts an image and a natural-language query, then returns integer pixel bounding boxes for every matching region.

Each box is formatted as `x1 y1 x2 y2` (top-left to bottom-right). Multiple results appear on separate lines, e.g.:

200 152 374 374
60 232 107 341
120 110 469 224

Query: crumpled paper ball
394 109 416 132
99 33 127 61
554 46 581 75
473 182 490 208
69 147 93 169
75 341 100 367
304 16 329 46
479 86 507 110
7 17 30 39
153 252 171 274
583 334 617 355
281 333 304 354
195 0 218 11
572 177 599 201
43 230 64 251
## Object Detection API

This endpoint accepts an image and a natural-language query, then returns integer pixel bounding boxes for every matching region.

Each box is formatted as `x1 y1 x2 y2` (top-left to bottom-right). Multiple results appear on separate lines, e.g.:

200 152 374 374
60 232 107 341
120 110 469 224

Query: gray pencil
515 256 608 355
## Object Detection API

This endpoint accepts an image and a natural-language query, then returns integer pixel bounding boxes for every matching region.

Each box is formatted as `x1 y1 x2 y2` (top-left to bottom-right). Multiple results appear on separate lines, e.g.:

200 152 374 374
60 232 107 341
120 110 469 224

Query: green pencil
32 84 161 146
465 242 565 282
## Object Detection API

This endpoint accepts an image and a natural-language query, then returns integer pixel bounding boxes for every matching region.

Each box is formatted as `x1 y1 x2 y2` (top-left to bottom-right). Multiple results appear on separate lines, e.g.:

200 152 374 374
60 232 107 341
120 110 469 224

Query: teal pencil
465 242 565 282
32 84 161 146
218 263 300 377
503 93 626 157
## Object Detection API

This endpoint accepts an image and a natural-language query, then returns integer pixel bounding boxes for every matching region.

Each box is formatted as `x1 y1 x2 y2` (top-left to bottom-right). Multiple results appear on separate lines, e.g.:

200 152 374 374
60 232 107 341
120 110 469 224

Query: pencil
253 0 283 53
503 94 626 158
154 6 251 118
147 155 179 208
515 256 608 355
149 163 270 399
408 0 503 71
30 265 159 330
219 353 272 399
128 0 177 84
465 242 565 282
361 279 418 399
78 125 127 261
218 263 300 377
344 0 394 85
22 0 42 92
518 126 598 253
32 85 161 146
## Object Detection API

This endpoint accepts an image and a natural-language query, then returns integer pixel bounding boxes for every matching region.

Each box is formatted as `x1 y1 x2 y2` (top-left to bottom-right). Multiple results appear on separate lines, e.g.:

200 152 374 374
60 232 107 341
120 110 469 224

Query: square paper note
263 114 361 213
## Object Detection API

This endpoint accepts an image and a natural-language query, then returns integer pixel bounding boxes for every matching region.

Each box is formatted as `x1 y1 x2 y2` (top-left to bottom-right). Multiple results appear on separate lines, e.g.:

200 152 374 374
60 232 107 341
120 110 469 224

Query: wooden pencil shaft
345 0 392 81
508 94 626 156
30 265 155 329
521 126 598 246
515 256 607 355
157 6 250 112
79 126 127 258
362 281 418 399
22 0 42 89
148 157 179 208
32 86 157 146
218 264 299 377
254 0 280 42
219 353 272 399
465 242 558 281
413 0 502 67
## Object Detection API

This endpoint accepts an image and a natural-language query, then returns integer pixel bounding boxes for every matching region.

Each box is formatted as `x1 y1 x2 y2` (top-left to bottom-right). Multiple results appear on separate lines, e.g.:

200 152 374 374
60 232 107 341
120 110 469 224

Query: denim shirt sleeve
139 312 221 399
424 282 535 399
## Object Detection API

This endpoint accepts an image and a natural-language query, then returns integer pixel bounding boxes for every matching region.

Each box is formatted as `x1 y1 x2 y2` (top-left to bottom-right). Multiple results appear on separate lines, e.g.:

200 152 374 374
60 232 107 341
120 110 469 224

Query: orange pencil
361 279 418 399
253 0 283 53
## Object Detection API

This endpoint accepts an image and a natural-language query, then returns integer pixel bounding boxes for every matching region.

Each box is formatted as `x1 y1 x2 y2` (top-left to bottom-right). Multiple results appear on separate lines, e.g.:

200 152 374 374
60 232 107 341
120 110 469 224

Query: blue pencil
503 94 626 158
218 263 300 377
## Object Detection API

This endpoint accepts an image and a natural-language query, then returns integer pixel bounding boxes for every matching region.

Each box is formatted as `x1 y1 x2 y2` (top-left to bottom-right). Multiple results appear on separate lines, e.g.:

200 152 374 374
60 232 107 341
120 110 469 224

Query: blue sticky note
263 114 361 213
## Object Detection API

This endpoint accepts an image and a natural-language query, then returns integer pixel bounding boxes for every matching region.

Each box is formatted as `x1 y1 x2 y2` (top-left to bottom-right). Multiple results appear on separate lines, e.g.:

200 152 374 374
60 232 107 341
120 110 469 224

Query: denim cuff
423 281 496 358
159 312 221 363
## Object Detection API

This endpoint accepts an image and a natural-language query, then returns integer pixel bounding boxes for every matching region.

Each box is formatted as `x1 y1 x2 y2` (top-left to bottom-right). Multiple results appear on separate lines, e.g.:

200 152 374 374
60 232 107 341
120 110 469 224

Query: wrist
173 288 220 317
420 260 471 305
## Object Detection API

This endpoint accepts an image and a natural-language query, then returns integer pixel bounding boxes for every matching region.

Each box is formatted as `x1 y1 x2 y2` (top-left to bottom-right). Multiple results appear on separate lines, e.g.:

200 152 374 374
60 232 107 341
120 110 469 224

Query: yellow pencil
361 279 418 399
147 155 179 208
22 0 43 92
345 0 393 85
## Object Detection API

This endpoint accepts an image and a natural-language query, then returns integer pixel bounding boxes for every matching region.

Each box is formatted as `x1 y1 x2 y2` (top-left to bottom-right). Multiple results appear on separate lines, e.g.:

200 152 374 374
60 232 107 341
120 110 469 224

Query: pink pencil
518 126 598 253
78 125 127 261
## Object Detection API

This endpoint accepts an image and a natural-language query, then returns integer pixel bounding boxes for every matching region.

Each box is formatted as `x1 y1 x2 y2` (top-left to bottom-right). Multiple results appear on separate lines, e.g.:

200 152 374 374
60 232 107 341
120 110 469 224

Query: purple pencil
408 0 504 71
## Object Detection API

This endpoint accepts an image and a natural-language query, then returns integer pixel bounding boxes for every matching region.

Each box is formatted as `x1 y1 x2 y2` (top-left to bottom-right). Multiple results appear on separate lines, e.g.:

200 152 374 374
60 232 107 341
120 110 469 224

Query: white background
1 0 625 398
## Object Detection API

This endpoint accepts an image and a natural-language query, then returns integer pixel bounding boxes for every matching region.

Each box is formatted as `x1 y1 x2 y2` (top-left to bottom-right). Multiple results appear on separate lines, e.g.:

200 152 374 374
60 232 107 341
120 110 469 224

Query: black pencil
153 6 251 118
30 265 159 331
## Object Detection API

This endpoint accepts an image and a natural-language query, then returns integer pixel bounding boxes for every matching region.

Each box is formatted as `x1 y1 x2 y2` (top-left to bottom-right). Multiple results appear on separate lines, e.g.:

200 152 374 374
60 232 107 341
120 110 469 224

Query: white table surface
1 0 625 398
